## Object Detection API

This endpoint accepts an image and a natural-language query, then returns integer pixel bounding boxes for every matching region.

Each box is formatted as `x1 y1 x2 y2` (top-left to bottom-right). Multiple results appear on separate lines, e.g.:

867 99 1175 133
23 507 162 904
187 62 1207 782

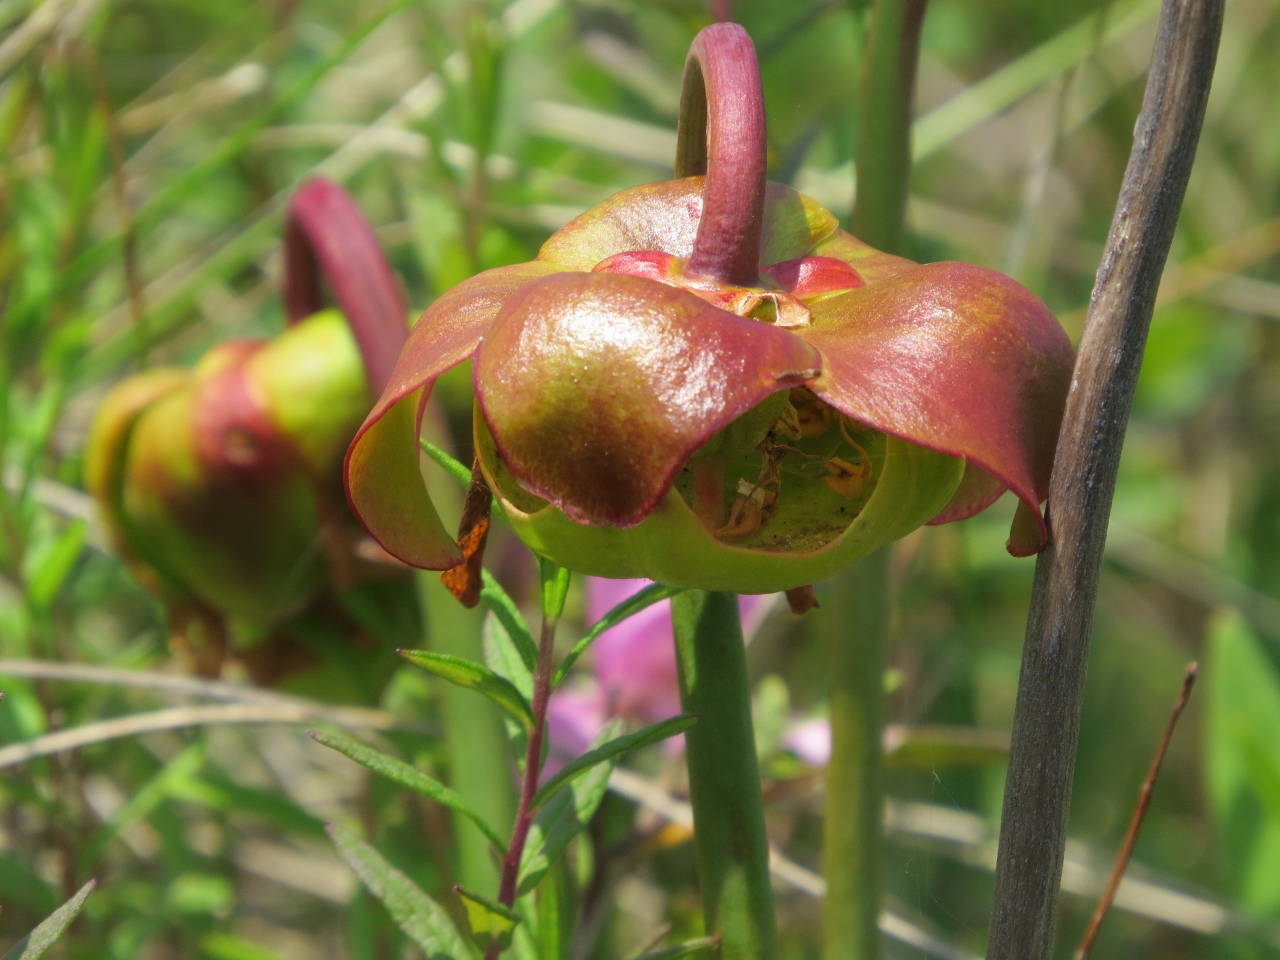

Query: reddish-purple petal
344 261 564 568
474 272 820 528
799 262 1074 553
538 178 838 271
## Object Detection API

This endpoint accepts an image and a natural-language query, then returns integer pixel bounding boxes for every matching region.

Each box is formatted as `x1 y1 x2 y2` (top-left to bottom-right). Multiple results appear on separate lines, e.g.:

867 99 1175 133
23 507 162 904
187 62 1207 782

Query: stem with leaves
987 1 1223 956
824 3 927 958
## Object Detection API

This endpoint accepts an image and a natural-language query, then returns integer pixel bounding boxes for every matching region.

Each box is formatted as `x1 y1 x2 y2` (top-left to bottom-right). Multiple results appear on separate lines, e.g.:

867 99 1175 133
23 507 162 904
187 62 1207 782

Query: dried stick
985 1 1223 957
1074 662 1199 959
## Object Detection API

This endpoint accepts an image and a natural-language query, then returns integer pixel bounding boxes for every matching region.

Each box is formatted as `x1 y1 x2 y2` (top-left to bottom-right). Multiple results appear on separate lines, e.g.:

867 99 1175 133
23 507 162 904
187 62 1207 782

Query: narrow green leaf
481 570 539 673
531 714 698 809
2 879 95 960
455 885 521 952
554 583 686 686
913 0 1160 161
518 721 621 895
24 520 86 610
311 730 507 854
540 557 571 624
201 933 289 960
420 438 472 487
483 611 533 701
327 823 469 960
630 937 720 960
400 649 535 729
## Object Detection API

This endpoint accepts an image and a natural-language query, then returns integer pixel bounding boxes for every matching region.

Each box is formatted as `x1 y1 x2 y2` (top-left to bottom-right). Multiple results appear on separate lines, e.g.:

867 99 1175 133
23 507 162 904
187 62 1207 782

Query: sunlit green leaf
311 730 507 854
400 648 535 729
518 721 621 895
327 824 469 960
481 571 539 673
455 884 520 952
2 879 94 960
531 714 697 809
553 582 686 686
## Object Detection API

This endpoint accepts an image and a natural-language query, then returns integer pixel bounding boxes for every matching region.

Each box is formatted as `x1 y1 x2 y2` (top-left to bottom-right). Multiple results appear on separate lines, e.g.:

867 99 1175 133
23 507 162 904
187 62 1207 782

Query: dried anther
823 418 873 498
718 478 777 540
440 457 493 608
790 388 833 437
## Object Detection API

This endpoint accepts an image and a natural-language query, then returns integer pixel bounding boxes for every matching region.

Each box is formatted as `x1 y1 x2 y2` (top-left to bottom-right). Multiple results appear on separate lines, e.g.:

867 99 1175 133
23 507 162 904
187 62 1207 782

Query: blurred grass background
0 0 1279 957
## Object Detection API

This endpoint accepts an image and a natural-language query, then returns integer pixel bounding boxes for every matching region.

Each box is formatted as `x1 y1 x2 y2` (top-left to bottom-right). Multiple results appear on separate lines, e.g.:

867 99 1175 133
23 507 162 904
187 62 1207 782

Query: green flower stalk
341 17 1074 960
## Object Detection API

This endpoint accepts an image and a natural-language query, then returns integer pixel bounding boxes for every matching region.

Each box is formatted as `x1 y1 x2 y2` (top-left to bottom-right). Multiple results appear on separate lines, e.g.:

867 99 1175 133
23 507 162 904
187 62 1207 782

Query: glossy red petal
474 271 820 527
799 262 1074 553
810 229 916 285
344 261 564 568
539 178 838 271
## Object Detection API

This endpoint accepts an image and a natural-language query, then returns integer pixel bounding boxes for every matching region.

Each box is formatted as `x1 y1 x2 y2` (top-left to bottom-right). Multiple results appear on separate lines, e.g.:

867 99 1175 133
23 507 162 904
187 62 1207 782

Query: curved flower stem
676 23 767 286
825 4 927 958
672 591 777 960
283 177 407 393
822 550 889 960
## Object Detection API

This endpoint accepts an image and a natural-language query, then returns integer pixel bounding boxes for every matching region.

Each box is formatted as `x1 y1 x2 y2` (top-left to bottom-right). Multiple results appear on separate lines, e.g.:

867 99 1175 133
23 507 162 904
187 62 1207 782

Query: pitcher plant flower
344 23 1074 595
87 178 409 627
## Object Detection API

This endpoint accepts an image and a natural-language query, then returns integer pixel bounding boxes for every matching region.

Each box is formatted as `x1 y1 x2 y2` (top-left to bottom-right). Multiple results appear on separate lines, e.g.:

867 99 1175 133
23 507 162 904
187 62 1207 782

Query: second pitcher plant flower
345 23 1074 594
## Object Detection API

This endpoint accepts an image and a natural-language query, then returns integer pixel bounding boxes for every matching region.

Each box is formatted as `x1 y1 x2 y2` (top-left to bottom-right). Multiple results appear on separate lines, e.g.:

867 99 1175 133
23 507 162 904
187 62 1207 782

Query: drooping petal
538 178 839 271
343 261 564 569
473 271 820 527
798 262 1074 554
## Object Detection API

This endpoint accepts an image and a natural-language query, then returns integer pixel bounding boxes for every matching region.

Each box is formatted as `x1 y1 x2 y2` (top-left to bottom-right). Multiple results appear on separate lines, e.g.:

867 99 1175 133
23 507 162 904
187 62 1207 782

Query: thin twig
987 2 1224 958
0 702 403 769
1074 662 1199 959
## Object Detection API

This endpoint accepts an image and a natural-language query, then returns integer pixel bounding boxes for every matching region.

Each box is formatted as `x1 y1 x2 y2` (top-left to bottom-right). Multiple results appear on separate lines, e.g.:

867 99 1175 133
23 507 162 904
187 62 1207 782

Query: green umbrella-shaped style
345 24 1074 595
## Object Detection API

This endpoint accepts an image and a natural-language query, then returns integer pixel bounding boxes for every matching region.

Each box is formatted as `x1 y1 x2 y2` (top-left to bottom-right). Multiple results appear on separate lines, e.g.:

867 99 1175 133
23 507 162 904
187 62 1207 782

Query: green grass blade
310 730 507 854
530 713 697 810
327 823 470 960
61 0 416 293
2 879 95 960
400 649 534 729
553 582 685 686
913 0 1160 161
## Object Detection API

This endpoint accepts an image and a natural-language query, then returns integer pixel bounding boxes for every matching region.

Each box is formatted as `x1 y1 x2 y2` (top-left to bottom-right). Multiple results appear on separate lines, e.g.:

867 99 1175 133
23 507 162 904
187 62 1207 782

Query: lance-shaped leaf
480 571 539 674
798 260 1074 555
3 880 95 960
400 649 535 729
518 721 621 895
531 713 697 809
328 823 470 960
474 271 820 528
554 581 686 685
310 731 507 853
455 885 521 953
